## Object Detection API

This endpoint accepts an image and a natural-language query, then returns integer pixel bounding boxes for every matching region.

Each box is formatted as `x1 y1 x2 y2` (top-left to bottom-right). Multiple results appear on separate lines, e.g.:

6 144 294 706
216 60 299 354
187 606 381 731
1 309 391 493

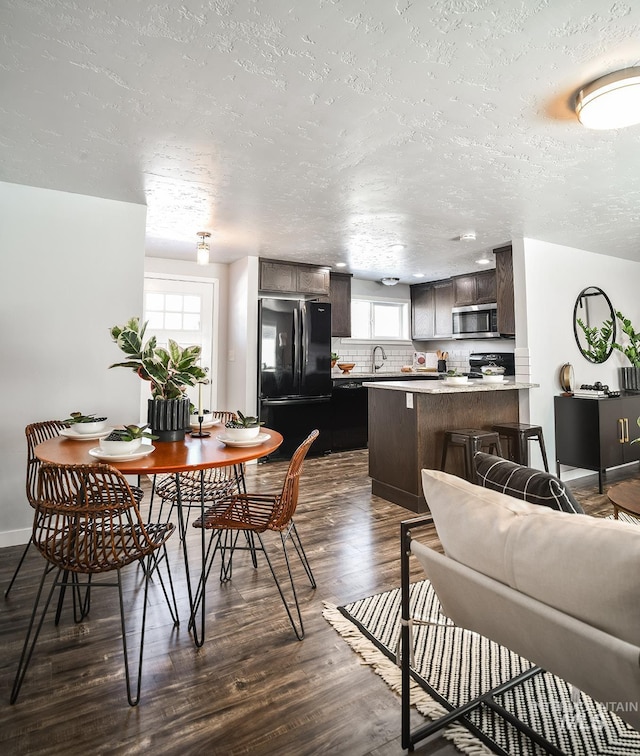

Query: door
259 299 298 399
143 277 214 421
300 302 332 398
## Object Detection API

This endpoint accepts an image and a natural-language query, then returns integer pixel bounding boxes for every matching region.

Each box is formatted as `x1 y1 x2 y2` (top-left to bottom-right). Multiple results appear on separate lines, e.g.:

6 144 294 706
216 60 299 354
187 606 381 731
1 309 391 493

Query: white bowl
482 374 505 383
445 375 468 384
223 426 260 441
72 419 107 434
99 436 142 455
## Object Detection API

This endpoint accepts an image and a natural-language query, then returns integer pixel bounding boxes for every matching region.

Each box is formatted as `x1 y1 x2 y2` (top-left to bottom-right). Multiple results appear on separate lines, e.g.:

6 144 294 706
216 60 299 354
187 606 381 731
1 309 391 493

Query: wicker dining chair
10 462 178 707
5 420 146 598
192 429 319 640
5 420 68 598
151 411 245 530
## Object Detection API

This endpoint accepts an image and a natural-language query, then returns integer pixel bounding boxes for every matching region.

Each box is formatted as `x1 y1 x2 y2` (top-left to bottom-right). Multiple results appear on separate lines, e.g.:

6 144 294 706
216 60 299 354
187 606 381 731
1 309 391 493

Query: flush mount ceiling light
380 277 400 286
460 232 476 241
576 68 640 129
335 262 347 268
196 231 211 265
390 243 406 252
475 256 491 265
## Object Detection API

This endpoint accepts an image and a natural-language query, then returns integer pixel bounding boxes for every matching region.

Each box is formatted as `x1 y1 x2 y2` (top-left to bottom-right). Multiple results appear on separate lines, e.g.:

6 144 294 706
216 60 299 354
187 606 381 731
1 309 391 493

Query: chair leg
4 537 33 598
10 564 62 704
257 532 307 641
117 559 154 707
537 432 550 472
286 522 316 588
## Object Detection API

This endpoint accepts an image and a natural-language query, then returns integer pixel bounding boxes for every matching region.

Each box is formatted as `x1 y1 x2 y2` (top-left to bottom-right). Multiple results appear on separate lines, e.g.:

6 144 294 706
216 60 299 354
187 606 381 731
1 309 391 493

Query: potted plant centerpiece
109 317 207 441
224 411 264 441
331 352 340 369
62 411 108 435
99 424 158 455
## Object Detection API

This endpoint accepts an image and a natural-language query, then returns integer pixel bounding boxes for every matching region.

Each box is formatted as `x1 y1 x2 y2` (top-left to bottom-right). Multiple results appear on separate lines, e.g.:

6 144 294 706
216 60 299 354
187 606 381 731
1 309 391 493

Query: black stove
467 352 515 379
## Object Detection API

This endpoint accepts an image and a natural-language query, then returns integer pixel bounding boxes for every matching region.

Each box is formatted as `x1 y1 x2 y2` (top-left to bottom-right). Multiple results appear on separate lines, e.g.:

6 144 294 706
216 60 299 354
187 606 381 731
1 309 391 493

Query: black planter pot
620 367 640 393
147 398 191 442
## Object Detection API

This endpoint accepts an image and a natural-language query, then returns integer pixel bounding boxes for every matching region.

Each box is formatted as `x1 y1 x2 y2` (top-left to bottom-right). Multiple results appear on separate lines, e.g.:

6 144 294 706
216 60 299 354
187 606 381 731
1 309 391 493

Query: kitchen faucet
372 345 387 372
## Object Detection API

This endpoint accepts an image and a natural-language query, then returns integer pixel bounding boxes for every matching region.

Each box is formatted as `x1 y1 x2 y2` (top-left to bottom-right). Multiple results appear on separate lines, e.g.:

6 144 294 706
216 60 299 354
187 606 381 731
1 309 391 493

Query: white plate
216 432 271 448
88 445 155 462
60 427 113 441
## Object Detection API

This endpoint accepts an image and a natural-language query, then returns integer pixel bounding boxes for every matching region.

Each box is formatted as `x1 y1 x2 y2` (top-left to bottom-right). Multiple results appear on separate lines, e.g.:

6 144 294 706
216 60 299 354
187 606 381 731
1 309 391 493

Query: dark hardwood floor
0 450 630 756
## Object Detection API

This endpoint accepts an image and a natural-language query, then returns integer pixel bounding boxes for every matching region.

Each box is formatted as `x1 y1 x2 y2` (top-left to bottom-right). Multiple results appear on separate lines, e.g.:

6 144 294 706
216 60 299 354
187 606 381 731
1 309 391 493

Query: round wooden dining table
35 428 283 646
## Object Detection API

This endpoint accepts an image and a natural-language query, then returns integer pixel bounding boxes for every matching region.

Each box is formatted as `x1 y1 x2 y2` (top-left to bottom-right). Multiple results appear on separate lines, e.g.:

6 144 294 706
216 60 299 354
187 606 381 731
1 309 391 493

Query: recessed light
476 257 491 265
390 244 406 252
460 233 476 242
335 262 347 268
413 273 425 278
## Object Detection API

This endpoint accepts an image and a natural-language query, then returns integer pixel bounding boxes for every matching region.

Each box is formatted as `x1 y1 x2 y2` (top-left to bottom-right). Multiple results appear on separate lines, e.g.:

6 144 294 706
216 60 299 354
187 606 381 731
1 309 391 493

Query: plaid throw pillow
473 452 584 514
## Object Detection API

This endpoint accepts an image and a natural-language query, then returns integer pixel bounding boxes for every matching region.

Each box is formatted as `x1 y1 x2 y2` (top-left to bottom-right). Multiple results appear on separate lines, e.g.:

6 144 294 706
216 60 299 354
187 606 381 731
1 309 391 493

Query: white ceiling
3 0 640 283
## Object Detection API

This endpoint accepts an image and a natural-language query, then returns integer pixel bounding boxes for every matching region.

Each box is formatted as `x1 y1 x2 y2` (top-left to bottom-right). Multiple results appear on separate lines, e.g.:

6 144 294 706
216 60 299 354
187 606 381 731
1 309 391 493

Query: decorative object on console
336 362 355 374
330 352 339 368
558 362 574 394
572 286 615 363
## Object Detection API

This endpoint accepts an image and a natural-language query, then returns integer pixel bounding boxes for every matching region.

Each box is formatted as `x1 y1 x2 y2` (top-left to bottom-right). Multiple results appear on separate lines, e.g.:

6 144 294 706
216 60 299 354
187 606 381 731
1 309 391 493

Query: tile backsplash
331 339 472 374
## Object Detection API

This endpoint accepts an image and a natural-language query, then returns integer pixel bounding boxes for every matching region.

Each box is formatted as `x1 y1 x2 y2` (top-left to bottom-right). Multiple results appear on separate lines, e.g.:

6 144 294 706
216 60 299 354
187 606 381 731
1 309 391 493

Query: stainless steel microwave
452 303 500 338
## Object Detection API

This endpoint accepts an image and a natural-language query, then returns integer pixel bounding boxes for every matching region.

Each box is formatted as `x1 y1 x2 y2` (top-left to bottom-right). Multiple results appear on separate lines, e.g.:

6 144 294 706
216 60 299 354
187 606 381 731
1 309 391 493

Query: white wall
520 237 640 477
0 182 146 546
227 256 259 416
144 257 229 412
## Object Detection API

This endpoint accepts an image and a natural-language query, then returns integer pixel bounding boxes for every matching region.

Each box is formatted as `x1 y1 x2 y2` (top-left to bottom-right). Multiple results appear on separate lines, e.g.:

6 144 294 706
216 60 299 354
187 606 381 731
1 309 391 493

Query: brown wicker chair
192 429 318 640
150 411 245 530
5 420 68 597
10 462 178 707
6 420 145 598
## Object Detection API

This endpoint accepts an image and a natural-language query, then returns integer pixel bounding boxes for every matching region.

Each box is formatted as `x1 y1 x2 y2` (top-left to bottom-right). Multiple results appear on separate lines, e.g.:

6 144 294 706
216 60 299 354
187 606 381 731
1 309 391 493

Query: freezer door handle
260 396 331 406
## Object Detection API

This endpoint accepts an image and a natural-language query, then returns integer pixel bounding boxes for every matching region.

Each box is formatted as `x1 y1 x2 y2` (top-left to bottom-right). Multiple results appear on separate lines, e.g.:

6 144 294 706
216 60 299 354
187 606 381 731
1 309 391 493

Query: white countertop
333 370 439 379
363 379 538 393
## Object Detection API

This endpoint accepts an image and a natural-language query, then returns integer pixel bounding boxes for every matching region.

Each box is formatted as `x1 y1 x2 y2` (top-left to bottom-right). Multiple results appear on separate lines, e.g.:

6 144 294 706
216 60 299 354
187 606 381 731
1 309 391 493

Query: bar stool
440 429 504 482
492 422 549 472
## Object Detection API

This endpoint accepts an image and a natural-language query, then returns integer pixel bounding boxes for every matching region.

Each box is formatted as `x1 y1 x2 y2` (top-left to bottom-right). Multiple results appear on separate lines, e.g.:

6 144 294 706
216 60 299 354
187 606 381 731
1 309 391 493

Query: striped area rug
323 580 640 755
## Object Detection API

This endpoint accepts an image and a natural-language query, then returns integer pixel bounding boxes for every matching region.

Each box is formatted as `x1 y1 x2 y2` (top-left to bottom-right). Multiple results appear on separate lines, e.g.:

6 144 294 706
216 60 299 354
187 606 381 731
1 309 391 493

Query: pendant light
196 231 211 265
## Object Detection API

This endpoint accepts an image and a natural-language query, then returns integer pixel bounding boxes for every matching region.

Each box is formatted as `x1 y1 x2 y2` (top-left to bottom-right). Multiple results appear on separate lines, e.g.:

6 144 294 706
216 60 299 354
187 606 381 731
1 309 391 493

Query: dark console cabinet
554 395 640 492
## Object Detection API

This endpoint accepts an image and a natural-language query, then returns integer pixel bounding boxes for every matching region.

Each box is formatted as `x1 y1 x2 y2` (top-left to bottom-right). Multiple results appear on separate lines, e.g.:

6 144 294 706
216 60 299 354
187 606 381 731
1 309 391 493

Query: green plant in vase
612 311 640 367
109 317 207 441
224 411 264 441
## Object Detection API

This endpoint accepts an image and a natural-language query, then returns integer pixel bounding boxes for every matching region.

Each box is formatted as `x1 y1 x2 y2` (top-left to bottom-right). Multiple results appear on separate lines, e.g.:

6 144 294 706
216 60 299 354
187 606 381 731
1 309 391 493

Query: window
351 298 410 340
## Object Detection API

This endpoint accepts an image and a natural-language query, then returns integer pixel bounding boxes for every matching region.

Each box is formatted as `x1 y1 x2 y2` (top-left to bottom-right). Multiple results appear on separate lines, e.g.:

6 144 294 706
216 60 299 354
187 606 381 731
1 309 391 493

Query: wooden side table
606 479 640 519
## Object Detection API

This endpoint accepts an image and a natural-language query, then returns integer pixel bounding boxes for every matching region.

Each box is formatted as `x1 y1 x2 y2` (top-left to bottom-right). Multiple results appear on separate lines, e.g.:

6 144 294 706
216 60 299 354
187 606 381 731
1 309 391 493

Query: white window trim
349 293 411 343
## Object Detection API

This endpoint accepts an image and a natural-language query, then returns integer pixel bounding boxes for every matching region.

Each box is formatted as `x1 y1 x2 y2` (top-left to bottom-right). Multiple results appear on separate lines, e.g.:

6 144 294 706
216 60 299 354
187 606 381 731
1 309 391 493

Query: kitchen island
365 379 538 511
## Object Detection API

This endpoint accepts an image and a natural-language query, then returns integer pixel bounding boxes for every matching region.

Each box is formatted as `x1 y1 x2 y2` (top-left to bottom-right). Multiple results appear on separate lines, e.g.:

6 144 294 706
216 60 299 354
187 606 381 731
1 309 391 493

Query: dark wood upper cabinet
433 280 454 338
411 283 435 340
319 272 352 337
259 259 330 296
411 279 454 340
475 270 497 303
493 244 515 336
453 270 496 306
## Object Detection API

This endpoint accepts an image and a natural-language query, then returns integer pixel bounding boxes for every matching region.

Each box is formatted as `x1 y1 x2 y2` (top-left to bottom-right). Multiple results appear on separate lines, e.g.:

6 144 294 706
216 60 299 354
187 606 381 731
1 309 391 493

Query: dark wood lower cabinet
368 387 519 511
554 395 640 492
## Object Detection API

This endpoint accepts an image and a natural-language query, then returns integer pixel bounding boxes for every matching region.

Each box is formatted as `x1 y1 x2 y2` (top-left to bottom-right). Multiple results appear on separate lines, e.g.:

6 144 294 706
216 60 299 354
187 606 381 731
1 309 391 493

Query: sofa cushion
421 468 640 646
474 451 584 513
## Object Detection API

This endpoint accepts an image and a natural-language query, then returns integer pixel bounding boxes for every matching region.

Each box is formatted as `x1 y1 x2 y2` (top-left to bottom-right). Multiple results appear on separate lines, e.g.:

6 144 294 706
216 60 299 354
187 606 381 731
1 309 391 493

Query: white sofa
400 468 640 750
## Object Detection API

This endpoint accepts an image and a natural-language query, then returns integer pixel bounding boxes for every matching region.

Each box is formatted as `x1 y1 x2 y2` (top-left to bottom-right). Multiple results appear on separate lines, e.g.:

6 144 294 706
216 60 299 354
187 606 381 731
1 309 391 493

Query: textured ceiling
3 0 640 283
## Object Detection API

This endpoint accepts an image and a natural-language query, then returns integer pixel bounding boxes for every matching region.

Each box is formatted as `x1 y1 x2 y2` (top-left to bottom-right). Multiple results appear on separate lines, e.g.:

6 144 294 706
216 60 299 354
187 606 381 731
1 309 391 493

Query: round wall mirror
573 286 616 363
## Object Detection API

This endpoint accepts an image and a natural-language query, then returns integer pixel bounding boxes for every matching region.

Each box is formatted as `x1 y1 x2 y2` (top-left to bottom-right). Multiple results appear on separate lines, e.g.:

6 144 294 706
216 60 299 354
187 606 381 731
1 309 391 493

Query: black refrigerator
258 298 332 459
